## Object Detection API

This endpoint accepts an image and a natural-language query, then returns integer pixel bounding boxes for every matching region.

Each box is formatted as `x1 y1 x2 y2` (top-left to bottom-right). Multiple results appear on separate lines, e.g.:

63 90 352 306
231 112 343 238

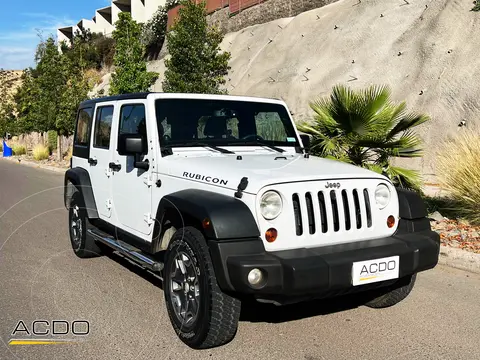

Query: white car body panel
110 99 153 237
88 101 117 219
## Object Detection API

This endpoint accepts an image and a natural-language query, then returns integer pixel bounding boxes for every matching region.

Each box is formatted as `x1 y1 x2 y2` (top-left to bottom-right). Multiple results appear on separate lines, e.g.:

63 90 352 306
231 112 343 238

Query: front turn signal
387 215 396 228
265 228 278 243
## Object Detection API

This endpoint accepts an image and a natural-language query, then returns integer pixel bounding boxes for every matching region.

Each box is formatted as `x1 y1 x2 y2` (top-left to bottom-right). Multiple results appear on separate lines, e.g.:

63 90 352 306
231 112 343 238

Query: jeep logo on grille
325 182 341 189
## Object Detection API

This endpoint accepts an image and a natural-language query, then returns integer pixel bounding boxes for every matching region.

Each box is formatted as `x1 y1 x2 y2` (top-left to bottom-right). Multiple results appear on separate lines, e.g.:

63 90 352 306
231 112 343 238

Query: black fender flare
154 189 260 241
396 188 430 233
397 188 427 219
64 168 99 219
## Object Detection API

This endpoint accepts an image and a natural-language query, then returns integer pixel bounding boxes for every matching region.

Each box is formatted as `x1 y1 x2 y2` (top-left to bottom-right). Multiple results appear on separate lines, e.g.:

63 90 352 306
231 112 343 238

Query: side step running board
87 228 164 273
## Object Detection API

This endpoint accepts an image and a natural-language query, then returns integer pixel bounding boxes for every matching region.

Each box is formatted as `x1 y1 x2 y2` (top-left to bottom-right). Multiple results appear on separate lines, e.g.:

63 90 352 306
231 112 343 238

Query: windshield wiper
174 142 235 154
233 140 286 153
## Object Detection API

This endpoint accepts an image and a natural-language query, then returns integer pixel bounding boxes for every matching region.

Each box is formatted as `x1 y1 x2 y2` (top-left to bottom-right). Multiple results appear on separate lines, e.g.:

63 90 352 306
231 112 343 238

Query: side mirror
300 134 311 152
118 134 147 156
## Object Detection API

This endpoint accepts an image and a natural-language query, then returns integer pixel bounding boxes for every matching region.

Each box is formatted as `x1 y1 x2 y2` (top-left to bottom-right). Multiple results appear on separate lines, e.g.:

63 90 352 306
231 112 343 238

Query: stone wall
208 0 338 34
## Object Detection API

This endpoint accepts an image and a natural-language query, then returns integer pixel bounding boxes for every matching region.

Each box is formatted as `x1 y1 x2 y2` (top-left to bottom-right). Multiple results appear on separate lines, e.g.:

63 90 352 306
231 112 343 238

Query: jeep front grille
292 189 372 236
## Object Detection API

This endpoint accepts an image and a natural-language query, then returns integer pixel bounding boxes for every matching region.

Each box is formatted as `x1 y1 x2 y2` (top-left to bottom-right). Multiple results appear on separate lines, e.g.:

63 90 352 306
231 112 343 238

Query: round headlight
375 184 391 209
260 191 283 220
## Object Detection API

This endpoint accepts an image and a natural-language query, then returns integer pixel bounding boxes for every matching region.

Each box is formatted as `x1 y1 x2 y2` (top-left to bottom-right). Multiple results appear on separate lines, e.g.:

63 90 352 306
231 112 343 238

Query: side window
93 106 114 149
255 112 288 141
75 108 93 147
119 104 146 136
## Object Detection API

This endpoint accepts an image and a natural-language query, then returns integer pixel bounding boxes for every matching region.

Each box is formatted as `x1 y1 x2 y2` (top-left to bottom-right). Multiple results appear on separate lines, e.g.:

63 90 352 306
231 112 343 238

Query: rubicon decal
183 172 228 186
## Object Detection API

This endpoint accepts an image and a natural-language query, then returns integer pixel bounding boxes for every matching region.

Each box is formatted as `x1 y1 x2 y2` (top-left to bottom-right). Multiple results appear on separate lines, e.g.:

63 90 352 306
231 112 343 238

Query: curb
438 246 480 274
0 155 67 174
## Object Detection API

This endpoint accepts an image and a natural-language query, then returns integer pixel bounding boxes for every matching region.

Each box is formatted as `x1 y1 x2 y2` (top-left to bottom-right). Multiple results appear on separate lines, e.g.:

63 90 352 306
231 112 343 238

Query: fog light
265 228 278 243
248 268 264 286
387 215 396 228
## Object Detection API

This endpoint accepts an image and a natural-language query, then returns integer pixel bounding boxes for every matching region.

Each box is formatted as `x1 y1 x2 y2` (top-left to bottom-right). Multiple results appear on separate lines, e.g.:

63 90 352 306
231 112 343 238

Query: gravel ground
432 219 480 254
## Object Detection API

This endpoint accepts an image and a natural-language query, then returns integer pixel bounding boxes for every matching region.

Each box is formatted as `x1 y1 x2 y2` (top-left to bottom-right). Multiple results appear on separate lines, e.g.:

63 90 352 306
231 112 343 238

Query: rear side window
75 108 93 147
119 104 146 136
94 106 114 149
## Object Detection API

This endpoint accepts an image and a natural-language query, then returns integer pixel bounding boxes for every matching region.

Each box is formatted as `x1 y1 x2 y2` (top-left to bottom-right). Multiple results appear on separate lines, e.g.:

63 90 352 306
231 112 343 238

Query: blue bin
2 140 12 157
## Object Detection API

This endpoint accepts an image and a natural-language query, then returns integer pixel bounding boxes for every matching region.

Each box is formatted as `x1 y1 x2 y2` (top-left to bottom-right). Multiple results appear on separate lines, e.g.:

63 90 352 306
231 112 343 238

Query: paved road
0 160 479 360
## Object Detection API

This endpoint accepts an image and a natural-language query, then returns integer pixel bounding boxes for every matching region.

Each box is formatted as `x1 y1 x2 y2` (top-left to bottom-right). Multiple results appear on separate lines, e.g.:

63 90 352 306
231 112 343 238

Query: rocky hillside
0 70 23 100
97 0 480 180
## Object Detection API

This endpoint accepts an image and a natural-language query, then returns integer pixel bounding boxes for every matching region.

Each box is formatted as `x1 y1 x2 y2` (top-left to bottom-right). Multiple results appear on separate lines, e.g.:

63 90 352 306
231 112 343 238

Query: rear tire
365 274 416 309
69 191 103 258
164 227 241 349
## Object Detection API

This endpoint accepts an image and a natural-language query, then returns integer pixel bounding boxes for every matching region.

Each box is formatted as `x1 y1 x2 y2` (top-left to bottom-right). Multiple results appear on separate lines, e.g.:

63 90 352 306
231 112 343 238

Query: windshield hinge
144 213 154 226
143 174 153 187
234 177 249 199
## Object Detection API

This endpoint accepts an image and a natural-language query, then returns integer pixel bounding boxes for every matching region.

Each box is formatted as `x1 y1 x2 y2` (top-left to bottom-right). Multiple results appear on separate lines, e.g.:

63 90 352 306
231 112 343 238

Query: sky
0 0 110 70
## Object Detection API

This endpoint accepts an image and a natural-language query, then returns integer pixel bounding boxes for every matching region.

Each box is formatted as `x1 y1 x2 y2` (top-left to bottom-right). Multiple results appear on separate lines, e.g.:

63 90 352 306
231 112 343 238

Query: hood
160 151 388 194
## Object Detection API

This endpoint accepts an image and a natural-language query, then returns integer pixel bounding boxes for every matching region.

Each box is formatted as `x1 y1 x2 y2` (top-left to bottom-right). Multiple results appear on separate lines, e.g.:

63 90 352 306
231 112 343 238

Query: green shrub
422 195 463 220
437 130 480 224
12 143 26 155
163 0 231 94
94 36 116 68
141 0 179 50
472 1 480 11
61 29 116 70
142 5 168 58
33 144 49 160
110 13 158 95
47 130 57 153
297 85 430 190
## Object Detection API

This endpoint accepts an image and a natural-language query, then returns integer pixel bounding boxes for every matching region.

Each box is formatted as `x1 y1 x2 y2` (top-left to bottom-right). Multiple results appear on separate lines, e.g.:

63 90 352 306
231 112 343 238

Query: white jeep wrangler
64 93 440 349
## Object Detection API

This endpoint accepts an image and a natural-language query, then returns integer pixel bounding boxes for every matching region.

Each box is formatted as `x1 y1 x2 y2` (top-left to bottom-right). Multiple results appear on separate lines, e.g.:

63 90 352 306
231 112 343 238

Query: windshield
155 99 299 149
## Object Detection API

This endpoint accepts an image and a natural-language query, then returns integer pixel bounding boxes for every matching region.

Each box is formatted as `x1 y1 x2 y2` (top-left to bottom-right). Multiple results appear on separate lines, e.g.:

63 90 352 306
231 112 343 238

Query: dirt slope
0 70 23 100
147 0 480 179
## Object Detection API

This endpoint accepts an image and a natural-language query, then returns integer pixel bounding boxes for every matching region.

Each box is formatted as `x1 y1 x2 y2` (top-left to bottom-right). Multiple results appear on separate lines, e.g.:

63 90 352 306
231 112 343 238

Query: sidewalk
438 246 480 274
0 153 68 173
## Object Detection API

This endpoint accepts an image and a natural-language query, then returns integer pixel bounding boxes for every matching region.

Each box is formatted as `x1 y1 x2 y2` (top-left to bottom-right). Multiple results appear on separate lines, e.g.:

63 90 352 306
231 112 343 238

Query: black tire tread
365 274 416 309
70 191 102 259
165 227 241 349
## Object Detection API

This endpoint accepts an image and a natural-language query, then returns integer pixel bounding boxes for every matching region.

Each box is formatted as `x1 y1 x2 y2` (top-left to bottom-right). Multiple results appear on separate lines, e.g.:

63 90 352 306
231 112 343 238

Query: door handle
88 158 98 166
109 162 122 171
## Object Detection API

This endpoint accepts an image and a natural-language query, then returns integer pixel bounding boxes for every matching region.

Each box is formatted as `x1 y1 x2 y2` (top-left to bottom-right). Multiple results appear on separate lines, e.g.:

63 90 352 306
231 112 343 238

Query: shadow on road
239 296 365 324
104 248 367 324
104 249 164 290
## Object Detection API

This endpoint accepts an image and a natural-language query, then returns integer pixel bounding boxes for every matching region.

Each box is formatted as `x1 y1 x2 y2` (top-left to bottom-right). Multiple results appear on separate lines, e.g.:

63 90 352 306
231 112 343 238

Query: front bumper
209 229 440 301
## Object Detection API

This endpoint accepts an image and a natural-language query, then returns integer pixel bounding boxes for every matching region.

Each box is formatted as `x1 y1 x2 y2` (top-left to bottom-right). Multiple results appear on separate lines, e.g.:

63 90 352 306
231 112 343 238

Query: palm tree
298 85 429 190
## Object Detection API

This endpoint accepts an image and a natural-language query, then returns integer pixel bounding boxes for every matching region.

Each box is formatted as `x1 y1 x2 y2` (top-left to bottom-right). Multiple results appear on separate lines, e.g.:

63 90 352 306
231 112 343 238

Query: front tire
69 192 103 258
164 227 241 349
365 274 416 309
